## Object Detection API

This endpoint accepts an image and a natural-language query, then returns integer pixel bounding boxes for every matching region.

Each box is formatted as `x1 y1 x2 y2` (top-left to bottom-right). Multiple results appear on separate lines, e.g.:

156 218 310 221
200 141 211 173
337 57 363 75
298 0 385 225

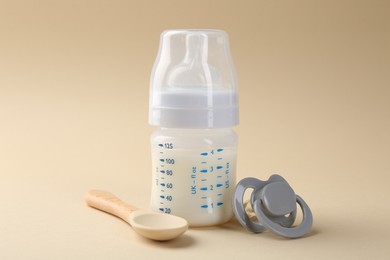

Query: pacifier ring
232 177 267 233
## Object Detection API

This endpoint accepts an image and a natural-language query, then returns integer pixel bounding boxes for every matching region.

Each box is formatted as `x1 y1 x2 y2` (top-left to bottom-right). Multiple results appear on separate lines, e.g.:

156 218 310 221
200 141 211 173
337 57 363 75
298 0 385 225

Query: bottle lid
149 29 239 128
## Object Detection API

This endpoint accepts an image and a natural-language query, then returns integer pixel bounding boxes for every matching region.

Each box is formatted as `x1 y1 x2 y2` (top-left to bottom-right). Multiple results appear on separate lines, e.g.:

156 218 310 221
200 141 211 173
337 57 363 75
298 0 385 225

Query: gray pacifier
232 174 313 238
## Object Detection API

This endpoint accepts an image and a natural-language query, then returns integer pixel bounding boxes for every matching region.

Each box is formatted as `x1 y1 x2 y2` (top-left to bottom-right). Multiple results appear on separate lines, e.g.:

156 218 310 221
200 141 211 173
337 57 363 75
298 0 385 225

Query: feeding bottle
149 29 239 226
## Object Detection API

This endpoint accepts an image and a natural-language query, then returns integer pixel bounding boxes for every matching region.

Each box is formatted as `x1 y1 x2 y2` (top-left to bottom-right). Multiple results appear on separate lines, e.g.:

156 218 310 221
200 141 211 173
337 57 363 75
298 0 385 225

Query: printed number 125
164 143 173 149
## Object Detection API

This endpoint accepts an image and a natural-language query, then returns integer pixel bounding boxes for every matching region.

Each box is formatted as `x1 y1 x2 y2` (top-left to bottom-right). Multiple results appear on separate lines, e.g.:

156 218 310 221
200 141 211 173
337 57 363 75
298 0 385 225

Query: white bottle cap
149 29 239 128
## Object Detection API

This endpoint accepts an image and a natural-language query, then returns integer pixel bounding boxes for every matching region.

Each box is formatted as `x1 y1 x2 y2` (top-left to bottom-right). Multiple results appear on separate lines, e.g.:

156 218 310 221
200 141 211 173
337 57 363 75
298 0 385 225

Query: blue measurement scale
154 143 231 216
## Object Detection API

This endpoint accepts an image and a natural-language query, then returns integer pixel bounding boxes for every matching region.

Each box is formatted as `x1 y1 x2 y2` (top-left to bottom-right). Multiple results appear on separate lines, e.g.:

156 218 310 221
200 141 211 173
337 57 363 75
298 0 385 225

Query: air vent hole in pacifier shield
233 175 313 238
243 188 256 218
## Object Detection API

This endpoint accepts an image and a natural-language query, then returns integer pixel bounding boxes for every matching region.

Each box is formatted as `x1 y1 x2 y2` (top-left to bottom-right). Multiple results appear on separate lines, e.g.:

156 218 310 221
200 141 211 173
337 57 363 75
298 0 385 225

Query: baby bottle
149 29 239 226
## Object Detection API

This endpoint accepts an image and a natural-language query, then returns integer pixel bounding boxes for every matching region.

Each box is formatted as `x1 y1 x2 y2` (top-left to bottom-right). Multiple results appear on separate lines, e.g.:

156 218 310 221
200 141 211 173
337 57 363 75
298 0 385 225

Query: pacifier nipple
233 174 313 238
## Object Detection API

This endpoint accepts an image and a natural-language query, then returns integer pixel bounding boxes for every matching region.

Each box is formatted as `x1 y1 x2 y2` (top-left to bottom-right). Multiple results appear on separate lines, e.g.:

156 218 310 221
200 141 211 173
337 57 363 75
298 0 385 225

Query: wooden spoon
85 190 188 241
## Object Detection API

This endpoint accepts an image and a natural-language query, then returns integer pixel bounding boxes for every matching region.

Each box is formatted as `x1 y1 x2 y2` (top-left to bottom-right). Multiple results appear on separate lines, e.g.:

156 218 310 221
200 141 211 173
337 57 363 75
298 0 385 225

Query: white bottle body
150 128 237 226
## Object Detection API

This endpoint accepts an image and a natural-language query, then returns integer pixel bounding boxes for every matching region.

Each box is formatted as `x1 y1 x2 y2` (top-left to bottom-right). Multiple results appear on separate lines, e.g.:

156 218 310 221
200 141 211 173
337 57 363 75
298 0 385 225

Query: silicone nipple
167 33 220 89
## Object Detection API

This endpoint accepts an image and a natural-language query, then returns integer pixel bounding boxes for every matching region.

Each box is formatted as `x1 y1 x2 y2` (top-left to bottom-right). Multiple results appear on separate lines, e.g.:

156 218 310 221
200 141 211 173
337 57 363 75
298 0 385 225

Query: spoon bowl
85 190 188 241
129 210 188 240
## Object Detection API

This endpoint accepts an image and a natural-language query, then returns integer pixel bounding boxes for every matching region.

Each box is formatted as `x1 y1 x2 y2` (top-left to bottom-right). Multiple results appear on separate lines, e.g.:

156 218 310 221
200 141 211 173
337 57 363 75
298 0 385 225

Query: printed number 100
166 159 175 164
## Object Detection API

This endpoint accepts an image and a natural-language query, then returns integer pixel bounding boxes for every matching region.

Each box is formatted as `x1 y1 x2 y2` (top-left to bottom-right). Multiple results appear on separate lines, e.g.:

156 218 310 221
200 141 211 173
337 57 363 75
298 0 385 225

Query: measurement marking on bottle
152 141 235 225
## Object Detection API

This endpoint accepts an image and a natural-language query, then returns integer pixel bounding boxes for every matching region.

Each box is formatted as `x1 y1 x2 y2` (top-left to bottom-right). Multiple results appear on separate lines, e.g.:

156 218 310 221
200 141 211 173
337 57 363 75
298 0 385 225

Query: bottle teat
149 29 239 128
167 33 220 88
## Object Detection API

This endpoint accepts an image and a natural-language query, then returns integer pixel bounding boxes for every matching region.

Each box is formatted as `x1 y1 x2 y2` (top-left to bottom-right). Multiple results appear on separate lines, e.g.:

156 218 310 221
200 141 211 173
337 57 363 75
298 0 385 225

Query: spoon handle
85 190 139 223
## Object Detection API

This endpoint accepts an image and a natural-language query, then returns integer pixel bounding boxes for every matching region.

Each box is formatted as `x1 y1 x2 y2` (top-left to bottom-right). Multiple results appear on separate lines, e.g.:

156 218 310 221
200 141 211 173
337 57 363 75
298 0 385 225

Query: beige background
1 0 389 259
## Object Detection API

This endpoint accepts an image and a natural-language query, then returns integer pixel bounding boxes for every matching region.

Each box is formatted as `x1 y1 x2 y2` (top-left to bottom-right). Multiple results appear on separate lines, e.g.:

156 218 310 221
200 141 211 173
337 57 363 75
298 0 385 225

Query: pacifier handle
251 178 297 228
254 195 313 238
